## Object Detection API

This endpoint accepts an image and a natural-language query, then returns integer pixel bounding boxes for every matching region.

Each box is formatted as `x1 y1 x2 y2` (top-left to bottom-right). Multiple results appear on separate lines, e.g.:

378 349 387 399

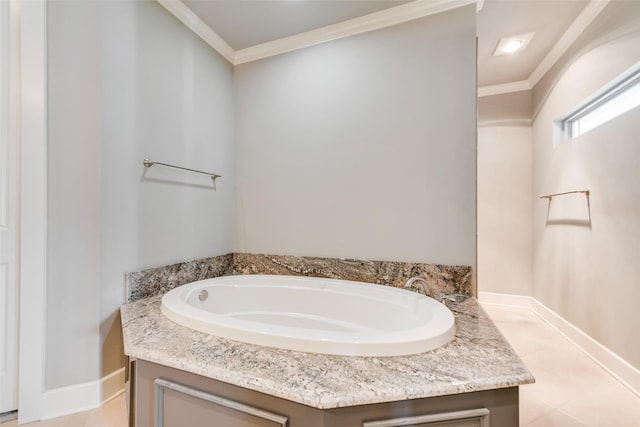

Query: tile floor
483 303 640 426
3 304 639 426
0 393 126 427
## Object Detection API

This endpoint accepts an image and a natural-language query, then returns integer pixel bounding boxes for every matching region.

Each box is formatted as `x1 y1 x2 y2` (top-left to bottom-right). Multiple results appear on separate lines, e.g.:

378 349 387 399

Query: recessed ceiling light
501 40 523 53
494 32 535 56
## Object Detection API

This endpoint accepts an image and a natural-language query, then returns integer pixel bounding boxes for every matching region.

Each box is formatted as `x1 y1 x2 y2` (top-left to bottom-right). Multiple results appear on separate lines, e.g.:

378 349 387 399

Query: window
555 64 640 144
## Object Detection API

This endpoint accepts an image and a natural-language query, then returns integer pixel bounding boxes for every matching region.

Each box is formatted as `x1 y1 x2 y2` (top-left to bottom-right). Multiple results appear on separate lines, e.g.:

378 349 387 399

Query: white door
0 0 18 414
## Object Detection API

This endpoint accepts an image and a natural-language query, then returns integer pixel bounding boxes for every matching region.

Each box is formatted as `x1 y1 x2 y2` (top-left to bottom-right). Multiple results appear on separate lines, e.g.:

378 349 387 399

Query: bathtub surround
125 253 472 303
122 254 526 424
121 293 533 422
233 254 472 295
123 295 532 407
125 254 234 303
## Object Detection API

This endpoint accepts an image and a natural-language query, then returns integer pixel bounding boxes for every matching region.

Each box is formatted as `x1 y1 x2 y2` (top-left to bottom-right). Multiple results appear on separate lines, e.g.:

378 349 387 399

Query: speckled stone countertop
120 293 534 409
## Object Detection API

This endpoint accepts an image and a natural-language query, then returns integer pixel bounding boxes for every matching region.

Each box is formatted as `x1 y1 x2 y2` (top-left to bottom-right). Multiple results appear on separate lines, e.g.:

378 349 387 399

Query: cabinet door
363 408 490 427
154 378 289 427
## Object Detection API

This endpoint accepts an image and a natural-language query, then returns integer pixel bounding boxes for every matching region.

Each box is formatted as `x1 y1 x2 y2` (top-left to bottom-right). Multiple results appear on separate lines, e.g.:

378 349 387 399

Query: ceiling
182 0 413 50
175 0 596 91
476 0 588 88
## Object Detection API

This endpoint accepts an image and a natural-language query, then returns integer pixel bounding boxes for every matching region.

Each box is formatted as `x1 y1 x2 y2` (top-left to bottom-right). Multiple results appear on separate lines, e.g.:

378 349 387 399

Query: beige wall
531 1 640 369
477 123 532 295
234 6 477 269
478 90 532 126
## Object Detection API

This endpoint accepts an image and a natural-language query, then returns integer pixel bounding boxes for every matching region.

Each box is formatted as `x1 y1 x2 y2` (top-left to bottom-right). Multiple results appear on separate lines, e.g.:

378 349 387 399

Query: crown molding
478 0 609 97
156 0 235 63
477 80 531 97
478 118 532 128
234 0 476 64
156 0 477 66
527 0 610 87
156 0 607 97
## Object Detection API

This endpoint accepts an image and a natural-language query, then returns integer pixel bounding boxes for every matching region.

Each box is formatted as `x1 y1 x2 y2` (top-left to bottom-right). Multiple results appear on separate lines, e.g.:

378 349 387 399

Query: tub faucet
404 276 434 298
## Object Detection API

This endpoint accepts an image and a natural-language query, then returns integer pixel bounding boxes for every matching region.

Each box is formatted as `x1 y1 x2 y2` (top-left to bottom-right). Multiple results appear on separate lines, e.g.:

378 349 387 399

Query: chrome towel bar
143 158 221 182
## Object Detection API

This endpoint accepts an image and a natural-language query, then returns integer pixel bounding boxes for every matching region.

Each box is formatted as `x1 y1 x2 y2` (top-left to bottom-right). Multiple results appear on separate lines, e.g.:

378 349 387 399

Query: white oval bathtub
160 274 456 357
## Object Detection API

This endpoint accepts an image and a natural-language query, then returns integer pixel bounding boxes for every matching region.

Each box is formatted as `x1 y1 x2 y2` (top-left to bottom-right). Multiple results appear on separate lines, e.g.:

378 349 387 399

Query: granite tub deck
120 292 534 410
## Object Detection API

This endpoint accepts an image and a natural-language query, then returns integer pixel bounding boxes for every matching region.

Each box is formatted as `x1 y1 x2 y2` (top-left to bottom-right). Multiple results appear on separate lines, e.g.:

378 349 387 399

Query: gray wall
45 1 478 392
234 6 477 268
531 1 640 369
47 0 235 389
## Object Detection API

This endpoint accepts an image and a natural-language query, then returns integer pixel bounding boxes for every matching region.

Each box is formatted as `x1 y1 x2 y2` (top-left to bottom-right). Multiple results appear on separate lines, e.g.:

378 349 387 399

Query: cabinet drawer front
363 408 490 427
154 378 289 427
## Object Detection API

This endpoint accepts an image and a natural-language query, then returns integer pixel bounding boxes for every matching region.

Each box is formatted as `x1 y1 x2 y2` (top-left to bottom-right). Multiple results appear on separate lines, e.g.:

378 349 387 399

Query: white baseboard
479 292 640 398
477 291 532 308
41 367 125 420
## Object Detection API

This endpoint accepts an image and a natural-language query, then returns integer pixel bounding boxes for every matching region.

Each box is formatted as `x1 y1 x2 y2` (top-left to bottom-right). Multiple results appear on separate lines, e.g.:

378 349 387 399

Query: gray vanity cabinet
132 360 518 427
154 378 289 427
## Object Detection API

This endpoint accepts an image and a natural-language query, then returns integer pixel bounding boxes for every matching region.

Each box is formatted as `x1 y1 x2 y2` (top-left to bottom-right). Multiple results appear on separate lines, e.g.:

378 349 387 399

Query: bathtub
161 274 456 357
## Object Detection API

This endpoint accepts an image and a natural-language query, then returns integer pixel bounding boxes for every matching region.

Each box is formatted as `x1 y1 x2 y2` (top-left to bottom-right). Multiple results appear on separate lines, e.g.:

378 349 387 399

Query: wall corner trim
527 0 610 88
18 0 47 423
477 80 531 97
41 368 126 421
479 292 640 398
155 0 235 64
